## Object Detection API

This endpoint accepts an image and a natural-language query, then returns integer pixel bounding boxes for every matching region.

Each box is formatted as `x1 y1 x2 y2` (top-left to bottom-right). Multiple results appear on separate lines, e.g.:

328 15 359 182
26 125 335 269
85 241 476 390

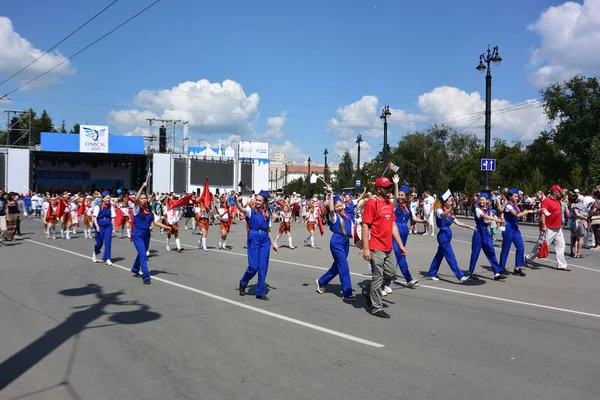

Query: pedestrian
427 190 475 283
236 190 278 300
195 200 210 251
4 192 20 241
164 200 183 253
0 189 7 247
525 185 570 270
467 193 507 281
499 188 535 276
92 191 116 265
422 191 435 236
304 203 318 248
361 176 408 319
275 203 295 249
316 186 356 302
217 194 231 249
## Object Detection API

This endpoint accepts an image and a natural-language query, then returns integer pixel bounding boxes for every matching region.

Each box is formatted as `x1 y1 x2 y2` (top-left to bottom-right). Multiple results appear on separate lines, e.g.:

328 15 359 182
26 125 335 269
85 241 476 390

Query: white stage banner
80 125 109 153
238 141 268 159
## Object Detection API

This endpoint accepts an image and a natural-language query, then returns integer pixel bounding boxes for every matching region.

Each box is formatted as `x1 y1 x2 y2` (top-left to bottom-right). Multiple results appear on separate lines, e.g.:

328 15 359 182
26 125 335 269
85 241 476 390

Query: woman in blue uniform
427 190 476 283
499 188 535 277
316 186 355 302
130 182 171 285
388 175 425 291
236 190 278 300
92 191 115 265
468 193 507 280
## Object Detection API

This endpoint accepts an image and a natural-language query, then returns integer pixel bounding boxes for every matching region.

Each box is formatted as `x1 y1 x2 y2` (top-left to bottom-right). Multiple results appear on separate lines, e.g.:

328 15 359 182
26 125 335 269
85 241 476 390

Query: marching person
45 197 59 240
499 188 536 276
316 186 356 302
120 198 132 239
344 188 366 221
130 182 171 285
427 190 475 283
236 190 278 300
275 203 295 249
164 201 183 253
217 194 231 249
92 191 115 265
361 177 408 319
389 175 423 290
82 196 94 239
304 203 318 248
195 200 210 251
525 185 570 271
60 194 72 240
467 193 507 280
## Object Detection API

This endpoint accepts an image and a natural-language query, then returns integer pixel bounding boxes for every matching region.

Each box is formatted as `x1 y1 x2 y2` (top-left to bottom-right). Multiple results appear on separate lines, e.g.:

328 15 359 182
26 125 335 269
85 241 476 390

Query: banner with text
80 125 109 153
238 141 268 160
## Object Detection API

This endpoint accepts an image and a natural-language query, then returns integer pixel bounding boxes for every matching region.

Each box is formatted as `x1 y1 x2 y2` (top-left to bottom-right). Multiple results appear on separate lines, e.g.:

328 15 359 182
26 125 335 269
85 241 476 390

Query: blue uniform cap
333 195 343 203
101 190 110 196
480 192 489 199
258 190 269 199
508 188 519 195
399 185 409 194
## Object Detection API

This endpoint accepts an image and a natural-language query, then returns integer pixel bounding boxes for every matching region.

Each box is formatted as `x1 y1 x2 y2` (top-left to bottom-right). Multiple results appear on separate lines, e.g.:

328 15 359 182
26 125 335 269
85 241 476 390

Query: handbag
538 240 549 258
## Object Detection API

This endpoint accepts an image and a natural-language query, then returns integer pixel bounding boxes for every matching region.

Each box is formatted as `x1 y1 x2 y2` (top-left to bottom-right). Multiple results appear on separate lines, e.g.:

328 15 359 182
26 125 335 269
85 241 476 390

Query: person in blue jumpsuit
390 175 425 290
499 188 535 277
427 190 476 283
92 191 115 265
130 182 171 285
316 187 356 302
344 188 366 222
236 190 278 300
467 193 507 281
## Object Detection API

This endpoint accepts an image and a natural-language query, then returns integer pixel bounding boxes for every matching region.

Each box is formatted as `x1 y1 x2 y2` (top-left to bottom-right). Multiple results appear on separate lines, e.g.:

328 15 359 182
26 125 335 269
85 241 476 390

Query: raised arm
135 182 147 204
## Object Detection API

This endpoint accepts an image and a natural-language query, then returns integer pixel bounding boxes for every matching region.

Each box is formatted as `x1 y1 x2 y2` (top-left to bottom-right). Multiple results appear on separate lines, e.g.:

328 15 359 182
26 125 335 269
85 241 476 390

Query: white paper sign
80 125 109 153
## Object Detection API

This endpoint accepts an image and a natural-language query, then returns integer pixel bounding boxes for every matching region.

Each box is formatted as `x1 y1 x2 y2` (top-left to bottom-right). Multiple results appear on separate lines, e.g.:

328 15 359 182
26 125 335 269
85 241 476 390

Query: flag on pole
388 161 400 173
238 181 252 192
166 193 194 210
200 176 212 208
56 198 67 218
77 201 87 217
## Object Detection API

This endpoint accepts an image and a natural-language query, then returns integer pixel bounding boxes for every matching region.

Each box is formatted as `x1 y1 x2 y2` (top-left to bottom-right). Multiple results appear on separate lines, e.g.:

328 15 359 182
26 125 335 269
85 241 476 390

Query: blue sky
1 0 598 163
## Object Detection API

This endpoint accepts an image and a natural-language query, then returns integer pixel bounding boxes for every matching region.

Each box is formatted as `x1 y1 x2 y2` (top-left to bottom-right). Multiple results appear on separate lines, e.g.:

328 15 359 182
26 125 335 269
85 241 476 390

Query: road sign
481 159 496 171
355 179 361 187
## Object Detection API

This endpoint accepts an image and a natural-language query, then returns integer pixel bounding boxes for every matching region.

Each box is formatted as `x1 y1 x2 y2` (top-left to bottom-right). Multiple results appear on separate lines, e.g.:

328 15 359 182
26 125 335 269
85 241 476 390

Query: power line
0 0 161 100
0 0 120 88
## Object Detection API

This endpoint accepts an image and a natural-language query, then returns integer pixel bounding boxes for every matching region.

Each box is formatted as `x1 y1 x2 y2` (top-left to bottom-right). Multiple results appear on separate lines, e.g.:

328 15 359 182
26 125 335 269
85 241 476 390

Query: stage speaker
159 126 167 153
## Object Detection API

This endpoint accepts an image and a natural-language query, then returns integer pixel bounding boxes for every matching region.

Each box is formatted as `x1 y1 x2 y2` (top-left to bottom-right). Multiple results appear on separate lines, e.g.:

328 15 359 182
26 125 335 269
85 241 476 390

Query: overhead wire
0 0 120 88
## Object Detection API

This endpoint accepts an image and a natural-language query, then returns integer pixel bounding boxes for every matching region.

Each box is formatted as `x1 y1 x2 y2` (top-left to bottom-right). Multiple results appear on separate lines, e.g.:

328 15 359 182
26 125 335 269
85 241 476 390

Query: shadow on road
0 283 161 394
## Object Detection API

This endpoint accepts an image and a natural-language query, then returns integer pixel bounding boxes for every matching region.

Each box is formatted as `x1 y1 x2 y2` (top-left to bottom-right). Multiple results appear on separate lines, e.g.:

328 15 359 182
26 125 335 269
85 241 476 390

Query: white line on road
20 237 385 349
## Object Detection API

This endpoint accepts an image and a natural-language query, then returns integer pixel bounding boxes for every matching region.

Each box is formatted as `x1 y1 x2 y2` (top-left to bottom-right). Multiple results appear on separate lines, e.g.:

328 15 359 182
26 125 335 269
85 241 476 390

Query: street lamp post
476 44 502 193
356 134 363 190
275 168 278 191
323 148 328 184
380 105 391 170
307 157 311 196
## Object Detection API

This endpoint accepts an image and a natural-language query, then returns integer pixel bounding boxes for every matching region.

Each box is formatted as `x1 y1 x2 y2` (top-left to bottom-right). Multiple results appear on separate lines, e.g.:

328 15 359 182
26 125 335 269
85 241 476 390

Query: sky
1 0 599 164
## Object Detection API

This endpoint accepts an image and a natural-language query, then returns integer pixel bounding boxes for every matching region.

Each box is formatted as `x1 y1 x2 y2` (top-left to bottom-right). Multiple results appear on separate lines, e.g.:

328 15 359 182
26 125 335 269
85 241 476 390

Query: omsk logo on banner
80 125 109 153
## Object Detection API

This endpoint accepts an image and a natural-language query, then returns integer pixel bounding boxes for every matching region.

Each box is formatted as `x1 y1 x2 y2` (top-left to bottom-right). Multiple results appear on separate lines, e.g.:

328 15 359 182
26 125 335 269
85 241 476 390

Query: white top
475 207 485 219
505 203 516 213
423 196 434 215
93 204 116 218
218 207 229 222
166 209 180 225
436 208 444 218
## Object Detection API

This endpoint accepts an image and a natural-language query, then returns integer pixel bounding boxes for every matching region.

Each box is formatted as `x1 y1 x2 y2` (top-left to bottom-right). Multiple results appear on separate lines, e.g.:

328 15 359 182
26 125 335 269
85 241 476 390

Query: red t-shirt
362 196 395 252
540 196 562 229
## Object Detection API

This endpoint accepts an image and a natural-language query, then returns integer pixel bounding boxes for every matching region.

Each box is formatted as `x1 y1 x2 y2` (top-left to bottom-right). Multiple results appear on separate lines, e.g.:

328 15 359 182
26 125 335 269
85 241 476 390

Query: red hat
375 177 393 188
550 185 563 191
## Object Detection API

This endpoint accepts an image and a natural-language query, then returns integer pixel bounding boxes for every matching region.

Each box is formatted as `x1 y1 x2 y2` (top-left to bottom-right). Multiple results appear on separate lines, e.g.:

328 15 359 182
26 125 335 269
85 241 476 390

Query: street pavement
1 218 599 400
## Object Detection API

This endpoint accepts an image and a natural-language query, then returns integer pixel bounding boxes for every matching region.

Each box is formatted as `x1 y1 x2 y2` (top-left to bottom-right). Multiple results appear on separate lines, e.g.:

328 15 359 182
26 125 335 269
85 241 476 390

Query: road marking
20 237 385 349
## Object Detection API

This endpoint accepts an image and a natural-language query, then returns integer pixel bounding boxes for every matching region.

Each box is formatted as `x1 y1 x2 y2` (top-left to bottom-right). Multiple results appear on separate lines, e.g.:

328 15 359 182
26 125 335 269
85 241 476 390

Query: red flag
166 193 193 210
114 205 123 228
317 208 324 236
276 199 286 208
56 199 66 218
77 202 87 217
200 176 212 209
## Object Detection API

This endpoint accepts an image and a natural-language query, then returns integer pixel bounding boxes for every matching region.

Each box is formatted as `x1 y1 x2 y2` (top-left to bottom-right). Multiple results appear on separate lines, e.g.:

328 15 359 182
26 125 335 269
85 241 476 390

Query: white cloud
254 111 287 139
528 0 600 87
123 127 150 137
270 141 307 163
0 16 75 88
418 86 550 140
107 110 158 131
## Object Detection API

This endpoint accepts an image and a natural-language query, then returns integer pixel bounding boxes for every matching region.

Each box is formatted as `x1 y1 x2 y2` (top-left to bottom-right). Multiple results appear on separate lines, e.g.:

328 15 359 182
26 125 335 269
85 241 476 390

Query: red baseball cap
550 185 563 191
375 177 394 188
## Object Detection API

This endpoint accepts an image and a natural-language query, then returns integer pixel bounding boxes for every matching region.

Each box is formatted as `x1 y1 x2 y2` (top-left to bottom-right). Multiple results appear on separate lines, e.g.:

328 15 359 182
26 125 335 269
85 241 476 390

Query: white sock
222 240 226 248
166 238 170 249
275 235 280 244
202 237 207 249
66 231 70 239
310 236 314 246
175 238 181 249
288 237 294 247
127 228 131 238
218 239 222 248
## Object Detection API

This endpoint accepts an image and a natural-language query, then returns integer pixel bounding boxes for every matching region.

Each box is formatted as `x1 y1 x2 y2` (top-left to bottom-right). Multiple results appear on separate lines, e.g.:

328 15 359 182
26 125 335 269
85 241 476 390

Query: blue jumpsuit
317 213 354 298
344 200 356 222
500 203 525 270
240 208 272 297
94 205 113 261
392 203 414 282
428 210 466 279
468 206 502 275
131 207 153 282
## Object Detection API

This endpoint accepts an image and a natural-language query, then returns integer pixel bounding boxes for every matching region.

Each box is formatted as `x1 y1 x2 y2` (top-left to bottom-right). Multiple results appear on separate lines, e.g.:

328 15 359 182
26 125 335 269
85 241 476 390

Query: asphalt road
1 218 599 400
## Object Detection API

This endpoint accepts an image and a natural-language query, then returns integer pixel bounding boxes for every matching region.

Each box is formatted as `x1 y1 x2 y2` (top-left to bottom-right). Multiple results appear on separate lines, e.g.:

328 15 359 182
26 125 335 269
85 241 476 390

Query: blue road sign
481 159 496 171
356 179 361 187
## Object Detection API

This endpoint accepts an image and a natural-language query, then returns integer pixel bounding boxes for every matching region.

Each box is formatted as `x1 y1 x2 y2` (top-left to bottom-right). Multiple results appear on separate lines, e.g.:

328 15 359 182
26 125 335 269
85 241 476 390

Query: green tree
31 109 53 145
284 177 305 195
59 120 67 133
333 150 355 192
541 74 600 187
70 123 80 134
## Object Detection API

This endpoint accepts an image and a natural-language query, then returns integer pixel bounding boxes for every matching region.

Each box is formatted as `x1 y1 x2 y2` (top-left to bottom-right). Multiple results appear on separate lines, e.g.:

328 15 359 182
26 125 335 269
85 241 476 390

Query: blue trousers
318 234 352 298
131 229 151 281
240 230 271 297
428 229 465 279
393 223 413 282
500 224 525 270
468 228 502 274
94 222 112 261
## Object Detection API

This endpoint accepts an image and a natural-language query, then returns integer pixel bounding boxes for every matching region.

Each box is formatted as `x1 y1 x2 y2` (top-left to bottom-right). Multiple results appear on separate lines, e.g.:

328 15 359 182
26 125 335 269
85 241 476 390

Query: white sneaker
316 279 325 294
203 247 208 252
407 279 418 288
106 259 113 266
383 285 393 294
166 247 171 252
459 276 469 284
381 289 388 297
427 276 439 281
146 251 150 256
92 252 98 263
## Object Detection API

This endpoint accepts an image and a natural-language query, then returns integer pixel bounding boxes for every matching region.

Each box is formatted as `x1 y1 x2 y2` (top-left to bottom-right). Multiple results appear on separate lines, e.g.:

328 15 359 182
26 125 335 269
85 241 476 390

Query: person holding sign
427 190 475 283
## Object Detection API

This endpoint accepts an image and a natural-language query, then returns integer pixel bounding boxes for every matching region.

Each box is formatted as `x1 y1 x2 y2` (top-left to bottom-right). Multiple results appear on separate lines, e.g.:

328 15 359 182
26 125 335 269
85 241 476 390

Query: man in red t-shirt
525 185 570 270
361 177 407 318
